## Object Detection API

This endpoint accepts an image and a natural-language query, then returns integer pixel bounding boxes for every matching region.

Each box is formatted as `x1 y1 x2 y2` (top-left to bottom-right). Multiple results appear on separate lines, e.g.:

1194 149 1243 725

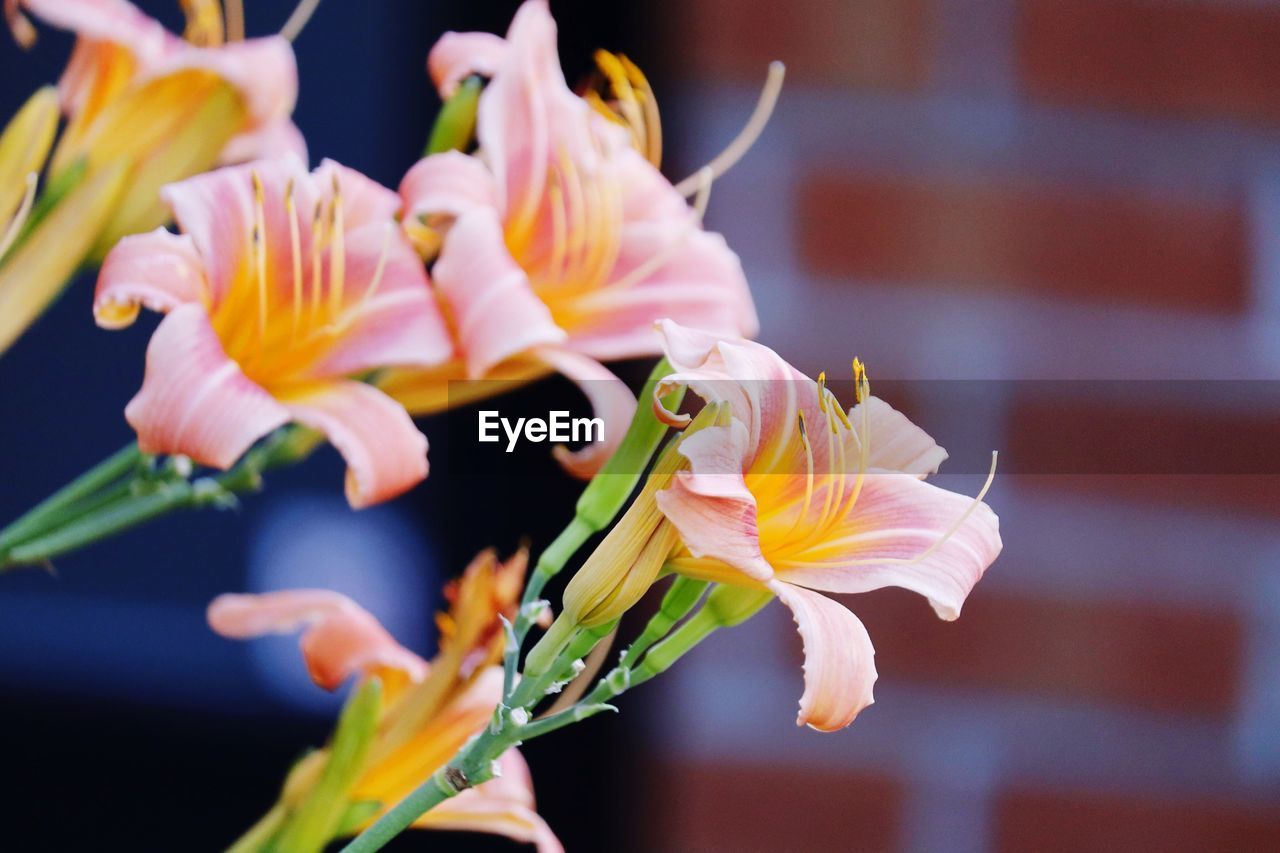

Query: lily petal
94 227 207 328
280 380 429 509
314 158 403 231
776 472 1002 620
399 150 498 223
534 347 636 479
161 154 311 310
655 319 808 465
475 0 592 229
433 210 565 378
568 225 757 361
769 580 877 732
124 302 290 468
428 30 508 98
656 421 774 582
207 589 428 690
307 221 454 377
852 396 948 478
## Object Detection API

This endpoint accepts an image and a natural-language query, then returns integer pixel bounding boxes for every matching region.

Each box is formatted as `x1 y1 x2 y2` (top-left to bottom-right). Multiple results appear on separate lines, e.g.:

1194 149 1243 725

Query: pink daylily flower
209 589 561 852
384 0 758 477
652 321 1003 731
18 0 304 166
96 157 453 507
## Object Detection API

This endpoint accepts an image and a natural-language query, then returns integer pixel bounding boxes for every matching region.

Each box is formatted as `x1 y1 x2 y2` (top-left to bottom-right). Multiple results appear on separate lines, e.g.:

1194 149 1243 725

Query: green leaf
274 678 383 853
425 75 483 156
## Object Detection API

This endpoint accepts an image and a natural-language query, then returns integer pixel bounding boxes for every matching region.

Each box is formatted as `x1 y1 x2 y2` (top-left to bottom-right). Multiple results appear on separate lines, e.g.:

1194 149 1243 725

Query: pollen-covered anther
180 0 226 46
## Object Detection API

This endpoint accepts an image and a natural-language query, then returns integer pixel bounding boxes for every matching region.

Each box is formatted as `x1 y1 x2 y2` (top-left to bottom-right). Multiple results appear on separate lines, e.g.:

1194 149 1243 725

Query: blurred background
2 0 1280 850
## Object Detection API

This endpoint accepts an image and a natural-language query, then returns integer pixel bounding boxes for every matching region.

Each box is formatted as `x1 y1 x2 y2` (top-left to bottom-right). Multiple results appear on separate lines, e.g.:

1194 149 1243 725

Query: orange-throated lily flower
381 0 759 477
561 320 1003 731
0 0 303 354
95 156 453 507
208 550 561 852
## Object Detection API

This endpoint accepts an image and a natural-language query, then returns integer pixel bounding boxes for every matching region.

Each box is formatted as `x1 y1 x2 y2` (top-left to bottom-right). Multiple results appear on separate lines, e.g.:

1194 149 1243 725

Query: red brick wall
1019 0 1280 125
651 0 1280 849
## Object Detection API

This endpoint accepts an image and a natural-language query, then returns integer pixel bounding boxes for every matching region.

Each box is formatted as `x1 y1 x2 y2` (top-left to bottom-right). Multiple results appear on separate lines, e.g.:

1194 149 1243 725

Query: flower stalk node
442 765 470 793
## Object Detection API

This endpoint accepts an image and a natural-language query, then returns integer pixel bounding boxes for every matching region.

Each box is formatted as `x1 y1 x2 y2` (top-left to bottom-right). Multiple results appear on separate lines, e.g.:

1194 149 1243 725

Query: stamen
224 0 244 41
546 179 569 286
180 0 225 46
602 167 712 293
817 371 827 413
250 171 269 343
594 51 645 147
577 151 624 292
356 224 393 311
309 223 395 341
0 172 37 261
280 0 323 42
673 61 785 197
327 174 345 319
620 53 663 167
786 411 815 541
309 200 324 321
799 452 1000 572
852 357 870 409
557 147 588 288
284 179 303 337
5 0 36 48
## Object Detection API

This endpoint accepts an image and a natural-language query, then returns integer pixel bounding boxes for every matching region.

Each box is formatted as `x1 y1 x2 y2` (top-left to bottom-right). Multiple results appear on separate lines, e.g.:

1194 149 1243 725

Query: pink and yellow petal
428 30 508 97
306 222 454 377
279 380 429 509
124 303 290 468
433 210 565 377
399 151 498 223
776 472 1002 620
656 421 774 582
94 227 208 328
769 581 877 732
206 588 428 690
852 396 948 478
567 227 756 361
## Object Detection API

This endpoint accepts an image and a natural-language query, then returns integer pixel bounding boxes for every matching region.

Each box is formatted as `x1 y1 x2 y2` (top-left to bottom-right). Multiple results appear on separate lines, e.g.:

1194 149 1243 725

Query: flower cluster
0 1 1006 850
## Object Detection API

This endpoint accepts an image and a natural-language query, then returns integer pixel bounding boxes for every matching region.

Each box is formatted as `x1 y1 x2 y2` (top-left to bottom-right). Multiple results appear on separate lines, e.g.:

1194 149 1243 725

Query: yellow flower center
212 171 394 389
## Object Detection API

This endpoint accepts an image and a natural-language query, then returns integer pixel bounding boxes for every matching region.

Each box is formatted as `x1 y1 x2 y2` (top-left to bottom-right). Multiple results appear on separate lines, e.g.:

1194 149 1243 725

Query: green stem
4 482 195 565
342 725 504 853
350 362 683 852
0 442 140 553
505 359 681 685
617 574 709 670
0 425 322 571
